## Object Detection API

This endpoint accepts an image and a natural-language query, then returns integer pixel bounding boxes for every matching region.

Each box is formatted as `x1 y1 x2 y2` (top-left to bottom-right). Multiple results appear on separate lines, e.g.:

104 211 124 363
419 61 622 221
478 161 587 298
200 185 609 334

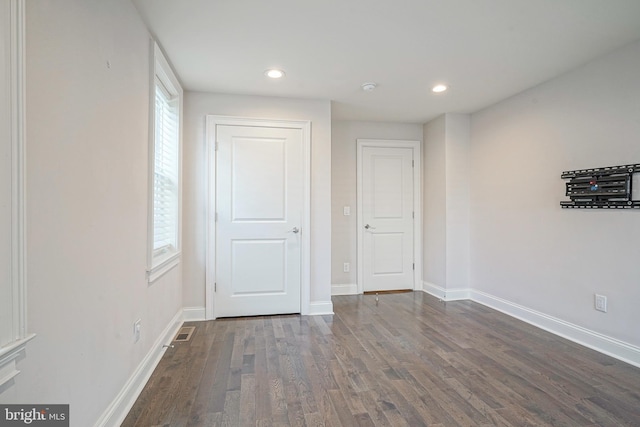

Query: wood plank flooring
122 292 640 426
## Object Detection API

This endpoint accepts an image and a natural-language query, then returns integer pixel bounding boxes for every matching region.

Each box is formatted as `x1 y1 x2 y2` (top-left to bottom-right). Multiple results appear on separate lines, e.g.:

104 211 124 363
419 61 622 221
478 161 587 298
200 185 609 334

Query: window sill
147 252 180 284
0 333 36 388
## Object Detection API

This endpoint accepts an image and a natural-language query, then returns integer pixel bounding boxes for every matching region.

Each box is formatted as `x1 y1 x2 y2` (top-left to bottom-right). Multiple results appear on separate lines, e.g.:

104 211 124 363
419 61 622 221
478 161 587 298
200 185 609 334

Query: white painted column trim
0 0 33 389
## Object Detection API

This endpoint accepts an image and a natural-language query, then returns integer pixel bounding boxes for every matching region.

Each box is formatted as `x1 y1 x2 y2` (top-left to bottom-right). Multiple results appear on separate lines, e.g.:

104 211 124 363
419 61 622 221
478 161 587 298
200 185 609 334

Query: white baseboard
182 306 206 321
331 283 358 295
422 282 470 301
94 309 183 427
446 287 472 301
422 281 445 299
470 290 640 369
307 301 334 316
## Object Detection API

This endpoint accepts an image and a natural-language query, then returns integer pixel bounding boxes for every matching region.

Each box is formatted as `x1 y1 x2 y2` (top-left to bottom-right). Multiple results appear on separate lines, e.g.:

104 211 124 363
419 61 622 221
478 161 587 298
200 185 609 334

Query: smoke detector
361 82 377 92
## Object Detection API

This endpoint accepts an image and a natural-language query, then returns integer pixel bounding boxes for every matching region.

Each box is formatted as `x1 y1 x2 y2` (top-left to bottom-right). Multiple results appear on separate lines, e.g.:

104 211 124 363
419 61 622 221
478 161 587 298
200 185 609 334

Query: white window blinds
148 41 181 282
153 81 179 255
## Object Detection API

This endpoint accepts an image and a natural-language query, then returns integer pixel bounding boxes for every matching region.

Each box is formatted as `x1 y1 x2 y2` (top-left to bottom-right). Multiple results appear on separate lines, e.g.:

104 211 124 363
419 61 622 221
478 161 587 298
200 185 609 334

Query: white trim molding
356 139 423 294
0 0 32 390
146 252 180 283
307 301 334 316
205 116 312 319
182 307 206 322
422 282 471 301
331 283 358 296
0 334 35 388
94 309 183 427
470 290 640 369
422 281 446 300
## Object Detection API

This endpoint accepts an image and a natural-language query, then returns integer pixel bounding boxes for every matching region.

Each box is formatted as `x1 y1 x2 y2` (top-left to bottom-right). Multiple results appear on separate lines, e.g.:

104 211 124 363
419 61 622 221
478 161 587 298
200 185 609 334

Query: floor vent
174 326 196 342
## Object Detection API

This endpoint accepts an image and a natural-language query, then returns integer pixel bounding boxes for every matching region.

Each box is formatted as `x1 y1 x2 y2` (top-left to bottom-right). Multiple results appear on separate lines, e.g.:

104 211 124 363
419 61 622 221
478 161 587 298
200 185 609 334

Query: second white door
215 123 303 317
361 146 415 292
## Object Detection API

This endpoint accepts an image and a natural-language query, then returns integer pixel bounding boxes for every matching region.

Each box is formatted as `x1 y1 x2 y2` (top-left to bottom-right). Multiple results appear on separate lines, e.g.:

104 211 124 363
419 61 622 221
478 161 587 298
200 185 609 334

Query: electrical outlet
595 294 607 313
134 319 141 342
343 262 350 273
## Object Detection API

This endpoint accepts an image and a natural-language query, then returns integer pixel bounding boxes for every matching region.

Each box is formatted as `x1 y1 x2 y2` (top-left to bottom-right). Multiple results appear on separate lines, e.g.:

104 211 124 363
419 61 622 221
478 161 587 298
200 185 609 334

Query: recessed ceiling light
432 84 448 93
265 69 285 79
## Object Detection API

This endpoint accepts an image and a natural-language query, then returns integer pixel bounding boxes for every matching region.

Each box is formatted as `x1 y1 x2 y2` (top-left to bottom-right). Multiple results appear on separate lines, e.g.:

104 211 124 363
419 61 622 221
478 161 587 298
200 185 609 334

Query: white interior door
215 124 302 317
361 146 415 292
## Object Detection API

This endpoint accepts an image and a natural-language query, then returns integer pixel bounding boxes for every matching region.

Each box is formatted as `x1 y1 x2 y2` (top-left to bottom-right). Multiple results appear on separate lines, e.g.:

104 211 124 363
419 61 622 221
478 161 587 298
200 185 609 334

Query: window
153 81 179 254
148 42 182 282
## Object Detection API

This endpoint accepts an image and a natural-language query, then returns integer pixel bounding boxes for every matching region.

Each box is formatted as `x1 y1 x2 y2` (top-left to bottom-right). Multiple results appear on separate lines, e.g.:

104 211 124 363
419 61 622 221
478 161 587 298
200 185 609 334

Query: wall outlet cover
134 319 142 342
595 294 607 313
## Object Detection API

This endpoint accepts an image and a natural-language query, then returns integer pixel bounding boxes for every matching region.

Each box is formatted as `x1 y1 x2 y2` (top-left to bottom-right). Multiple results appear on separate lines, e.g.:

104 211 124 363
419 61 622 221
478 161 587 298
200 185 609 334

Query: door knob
364 224 376 230
289 227 300 234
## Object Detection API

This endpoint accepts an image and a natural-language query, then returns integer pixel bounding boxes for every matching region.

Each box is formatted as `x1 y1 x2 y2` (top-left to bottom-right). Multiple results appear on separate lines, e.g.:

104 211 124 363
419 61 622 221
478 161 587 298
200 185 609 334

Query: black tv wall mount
560 163 640 209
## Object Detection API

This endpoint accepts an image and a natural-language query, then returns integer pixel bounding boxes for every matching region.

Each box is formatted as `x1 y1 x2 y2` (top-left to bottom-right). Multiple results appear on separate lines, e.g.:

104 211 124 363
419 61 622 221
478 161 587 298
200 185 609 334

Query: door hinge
214 141 219 151
215 212 218 222
412 160 414 167
413 263 415 270
412 211 415 219
214 282 217 292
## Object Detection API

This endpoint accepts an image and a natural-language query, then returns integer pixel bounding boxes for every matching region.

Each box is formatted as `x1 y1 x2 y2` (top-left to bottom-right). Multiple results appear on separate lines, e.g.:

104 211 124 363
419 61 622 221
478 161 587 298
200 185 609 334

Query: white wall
2 1 183 426
444 115 470 291
423 114 470 296
423 116 447 287
183 92 332 311
470 40 640 349
331 120 423 292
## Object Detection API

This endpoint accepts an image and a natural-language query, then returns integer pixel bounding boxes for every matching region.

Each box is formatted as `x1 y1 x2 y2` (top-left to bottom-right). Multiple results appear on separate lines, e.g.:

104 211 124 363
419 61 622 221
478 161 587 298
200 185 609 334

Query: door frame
205 116 311 319
356 139 422 294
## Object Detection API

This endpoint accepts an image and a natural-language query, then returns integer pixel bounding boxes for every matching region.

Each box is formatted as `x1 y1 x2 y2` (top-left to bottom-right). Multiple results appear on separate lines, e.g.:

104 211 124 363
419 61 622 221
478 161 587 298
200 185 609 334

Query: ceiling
132 0 640 123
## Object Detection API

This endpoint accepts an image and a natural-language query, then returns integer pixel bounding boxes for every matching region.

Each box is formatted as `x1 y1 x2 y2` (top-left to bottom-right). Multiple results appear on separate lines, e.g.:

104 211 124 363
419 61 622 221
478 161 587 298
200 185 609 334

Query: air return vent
173 326 196 342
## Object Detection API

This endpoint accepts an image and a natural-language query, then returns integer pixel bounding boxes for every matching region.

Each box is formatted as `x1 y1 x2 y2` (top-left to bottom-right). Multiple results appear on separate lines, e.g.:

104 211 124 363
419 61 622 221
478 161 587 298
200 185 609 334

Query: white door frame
356 139 422 294
205 116 311 319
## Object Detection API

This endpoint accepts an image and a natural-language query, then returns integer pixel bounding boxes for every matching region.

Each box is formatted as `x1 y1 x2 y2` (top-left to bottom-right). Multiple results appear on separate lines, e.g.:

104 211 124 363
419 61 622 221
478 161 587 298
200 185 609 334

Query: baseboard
182 306 206 321
470 290 640 369
445 287 472 301
422 282 471 301
94 309 183 427
422 281 445 299
331 283 358 295
307 300 334 316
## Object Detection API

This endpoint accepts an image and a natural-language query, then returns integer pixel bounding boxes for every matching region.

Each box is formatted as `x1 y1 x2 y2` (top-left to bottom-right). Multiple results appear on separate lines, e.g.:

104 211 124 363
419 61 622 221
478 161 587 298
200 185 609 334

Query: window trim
147 41 183 283
0 0 35 389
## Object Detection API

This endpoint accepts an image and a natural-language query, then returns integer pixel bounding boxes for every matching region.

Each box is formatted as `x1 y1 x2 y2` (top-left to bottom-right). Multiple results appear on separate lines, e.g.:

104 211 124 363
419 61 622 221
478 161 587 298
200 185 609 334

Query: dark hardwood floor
122 292 640 426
